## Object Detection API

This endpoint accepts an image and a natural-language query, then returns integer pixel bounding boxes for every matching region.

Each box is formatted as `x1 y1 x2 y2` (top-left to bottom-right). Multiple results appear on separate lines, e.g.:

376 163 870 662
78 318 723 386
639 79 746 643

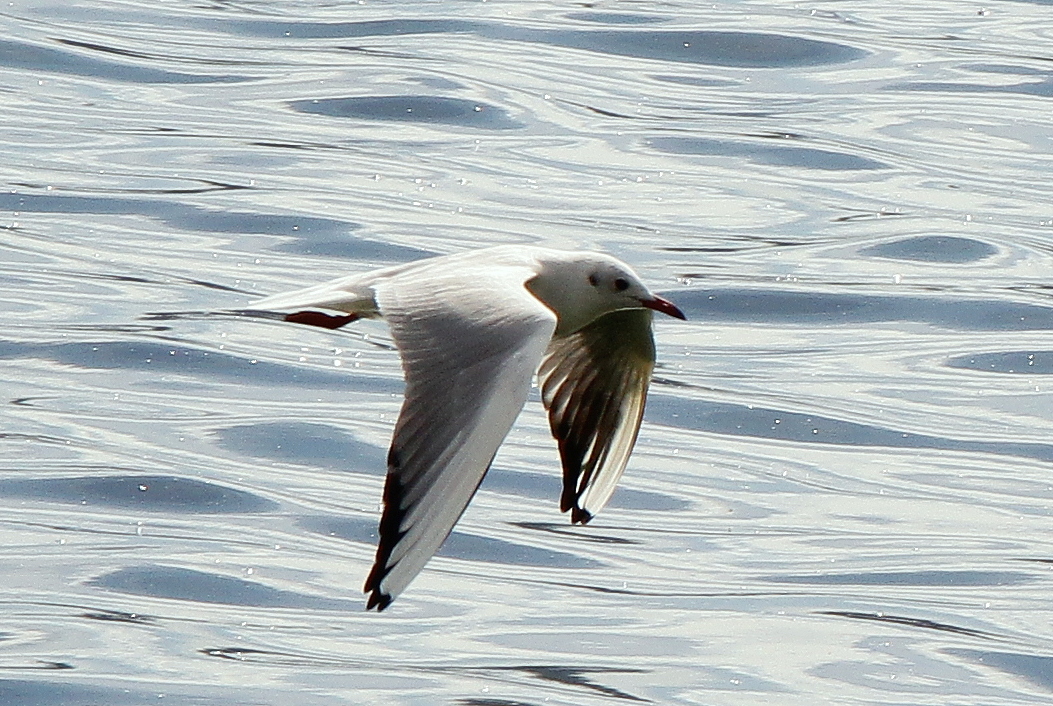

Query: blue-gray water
2 1 1053 703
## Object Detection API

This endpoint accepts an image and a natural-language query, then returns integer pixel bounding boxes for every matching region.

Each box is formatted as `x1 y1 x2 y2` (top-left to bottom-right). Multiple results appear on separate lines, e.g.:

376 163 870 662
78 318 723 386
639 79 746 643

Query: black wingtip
363 558 394 611
361 463 407 612
365 589 393 611
571 507 593 525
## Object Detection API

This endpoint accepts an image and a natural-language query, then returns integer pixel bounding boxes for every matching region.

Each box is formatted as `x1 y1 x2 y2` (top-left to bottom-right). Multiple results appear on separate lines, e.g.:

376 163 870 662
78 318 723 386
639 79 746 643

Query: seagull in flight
254 245 686 610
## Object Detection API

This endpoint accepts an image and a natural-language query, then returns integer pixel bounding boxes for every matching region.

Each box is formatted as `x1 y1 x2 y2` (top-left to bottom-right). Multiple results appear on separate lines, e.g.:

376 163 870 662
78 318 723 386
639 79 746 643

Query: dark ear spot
613 277 630 292
587 273 599 287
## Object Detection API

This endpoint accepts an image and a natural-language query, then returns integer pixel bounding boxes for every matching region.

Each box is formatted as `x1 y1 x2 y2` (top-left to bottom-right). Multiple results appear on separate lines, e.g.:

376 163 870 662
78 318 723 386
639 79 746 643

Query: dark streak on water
819 611 998 639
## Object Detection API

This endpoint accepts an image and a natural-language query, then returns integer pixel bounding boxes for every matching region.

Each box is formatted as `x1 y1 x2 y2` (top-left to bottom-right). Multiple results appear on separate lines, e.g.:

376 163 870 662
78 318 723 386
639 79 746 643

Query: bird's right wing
364 266 556 610
538 308 656 524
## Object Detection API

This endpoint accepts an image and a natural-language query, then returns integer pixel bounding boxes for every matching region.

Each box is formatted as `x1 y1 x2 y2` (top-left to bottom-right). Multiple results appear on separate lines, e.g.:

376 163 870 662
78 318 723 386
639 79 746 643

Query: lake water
2 0 1053 703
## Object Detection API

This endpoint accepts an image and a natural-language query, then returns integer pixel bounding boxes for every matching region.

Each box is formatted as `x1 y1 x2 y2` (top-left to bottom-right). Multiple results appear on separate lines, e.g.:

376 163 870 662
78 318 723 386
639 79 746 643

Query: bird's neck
525 275 599 337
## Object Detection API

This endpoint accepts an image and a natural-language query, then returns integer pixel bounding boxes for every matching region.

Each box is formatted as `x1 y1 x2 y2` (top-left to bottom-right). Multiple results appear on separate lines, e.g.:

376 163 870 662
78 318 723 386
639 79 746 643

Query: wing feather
364 266 556 609
538 308 656 524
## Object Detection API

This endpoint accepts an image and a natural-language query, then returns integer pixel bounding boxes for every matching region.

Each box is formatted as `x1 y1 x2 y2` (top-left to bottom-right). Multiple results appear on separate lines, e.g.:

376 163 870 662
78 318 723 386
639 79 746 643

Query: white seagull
254 245 685 610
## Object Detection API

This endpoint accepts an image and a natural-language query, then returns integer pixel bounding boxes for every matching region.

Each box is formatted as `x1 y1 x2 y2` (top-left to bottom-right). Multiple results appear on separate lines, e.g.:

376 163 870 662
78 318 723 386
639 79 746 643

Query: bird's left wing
364 265 556 609
538 308 656 524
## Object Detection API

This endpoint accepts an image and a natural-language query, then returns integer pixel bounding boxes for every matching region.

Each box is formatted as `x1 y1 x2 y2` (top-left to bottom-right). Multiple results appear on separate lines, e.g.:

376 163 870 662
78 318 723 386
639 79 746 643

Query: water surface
2 1 1053 703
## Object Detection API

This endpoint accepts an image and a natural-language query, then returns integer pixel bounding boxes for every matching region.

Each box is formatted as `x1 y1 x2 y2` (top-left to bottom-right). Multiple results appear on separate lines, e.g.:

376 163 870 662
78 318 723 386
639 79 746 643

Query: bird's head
528 251 686 335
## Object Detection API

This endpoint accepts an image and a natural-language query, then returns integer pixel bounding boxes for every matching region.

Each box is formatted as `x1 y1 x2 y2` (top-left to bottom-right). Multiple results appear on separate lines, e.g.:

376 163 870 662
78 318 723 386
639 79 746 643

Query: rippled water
2 0 1053 703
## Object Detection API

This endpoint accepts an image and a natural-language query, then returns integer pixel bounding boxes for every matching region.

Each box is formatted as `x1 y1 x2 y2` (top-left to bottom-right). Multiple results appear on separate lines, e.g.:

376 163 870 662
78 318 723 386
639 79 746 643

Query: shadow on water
0 475 277 514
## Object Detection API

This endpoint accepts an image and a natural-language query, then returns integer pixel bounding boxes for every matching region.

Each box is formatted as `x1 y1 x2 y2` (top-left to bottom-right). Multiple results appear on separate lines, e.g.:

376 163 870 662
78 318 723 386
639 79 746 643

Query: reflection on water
766 570 1034 587
92 565 364 611
0 475 278 514
291 96 524 130
949 350 1053 374
672 286 1053 331
141 14 866 68
646 393 1053 462
860 235 999 263
0 38 246 83
2 0 1053 703
945 649 1053 692
648 135 889 171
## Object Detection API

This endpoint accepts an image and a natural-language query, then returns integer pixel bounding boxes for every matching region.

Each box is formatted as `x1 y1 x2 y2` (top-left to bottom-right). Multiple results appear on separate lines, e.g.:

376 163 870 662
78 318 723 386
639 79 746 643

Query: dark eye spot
613 277 630 292
588 274 599 287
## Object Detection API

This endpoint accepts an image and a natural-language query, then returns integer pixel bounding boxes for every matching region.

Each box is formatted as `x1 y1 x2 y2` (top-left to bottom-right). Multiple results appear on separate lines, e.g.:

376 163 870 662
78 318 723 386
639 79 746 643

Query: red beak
641 294 686 320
